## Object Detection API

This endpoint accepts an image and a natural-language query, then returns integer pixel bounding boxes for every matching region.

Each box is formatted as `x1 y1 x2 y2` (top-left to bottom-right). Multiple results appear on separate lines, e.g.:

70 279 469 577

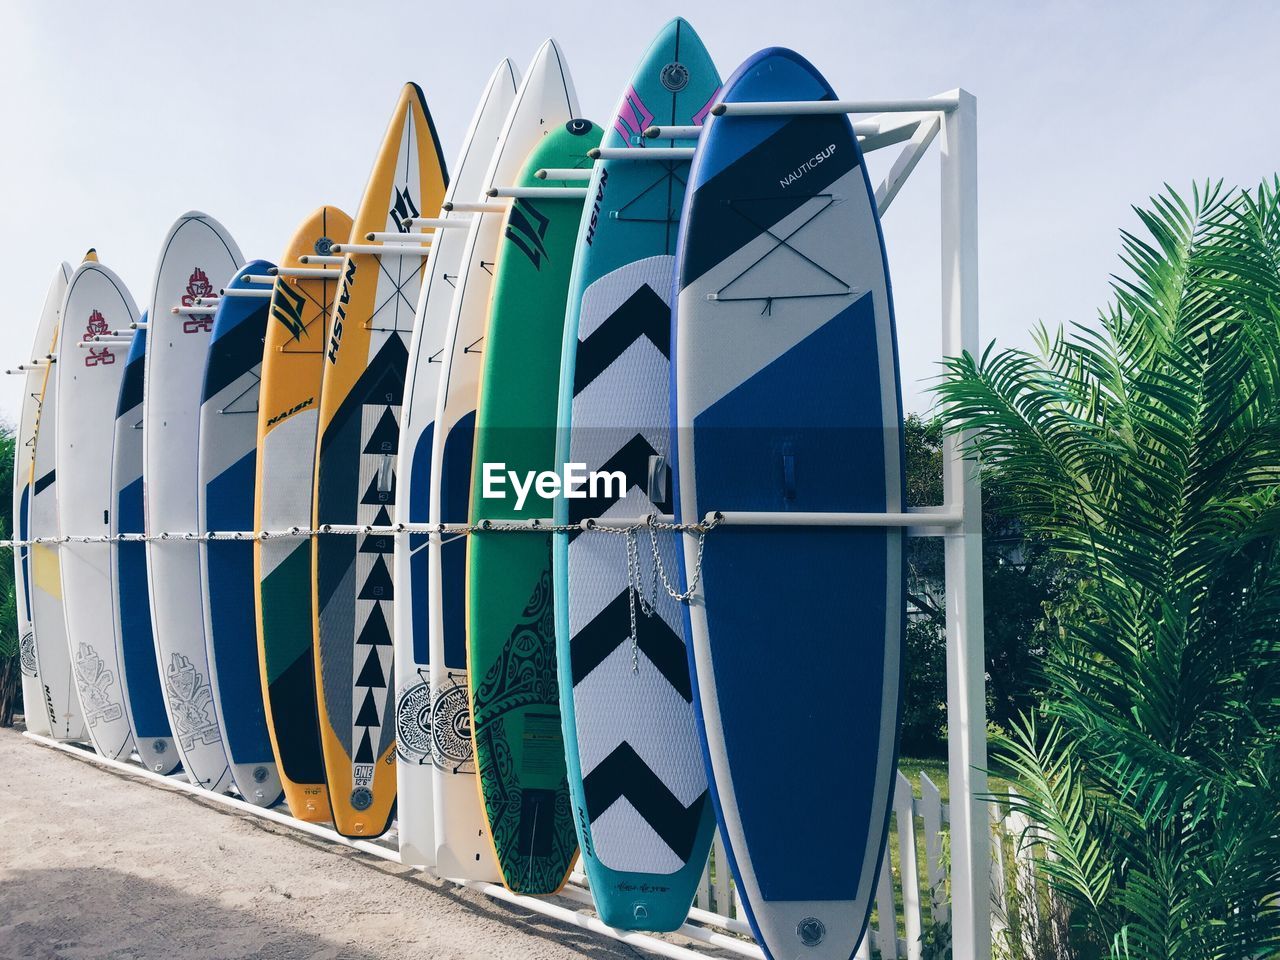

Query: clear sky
1 0 1276 422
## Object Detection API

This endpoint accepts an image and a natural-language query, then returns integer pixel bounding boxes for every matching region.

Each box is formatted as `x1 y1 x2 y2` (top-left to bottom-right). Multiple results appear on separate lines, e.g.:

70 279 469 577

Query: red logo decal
83 309 115 367
181 268 215 333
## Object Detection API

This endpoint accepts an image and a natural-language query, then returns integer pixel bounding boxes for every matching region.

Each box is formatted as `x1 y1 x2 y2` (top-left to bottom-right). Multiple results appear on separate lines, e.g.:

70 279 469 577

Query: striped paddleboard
553 17 720 931
312 83 447 837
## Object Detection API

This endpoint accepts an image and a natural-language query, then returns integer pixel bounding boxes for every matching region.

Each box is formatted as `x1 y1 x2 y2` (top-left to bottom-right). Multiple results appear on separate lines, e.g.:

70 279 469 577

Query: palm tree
937 182 1280 959
0 425 19 725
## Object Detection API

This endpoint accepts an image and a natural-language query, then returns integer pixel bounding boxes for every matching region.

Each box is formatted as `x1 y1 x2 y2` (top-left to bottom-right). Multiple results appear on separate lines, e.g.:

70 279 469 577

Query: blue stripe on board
206 449 275 760
440 410 475 668
18 489 31 623
408 423 435 665
690 48 832 186
117 322 147 416
691 297 889 903
118 474 170 737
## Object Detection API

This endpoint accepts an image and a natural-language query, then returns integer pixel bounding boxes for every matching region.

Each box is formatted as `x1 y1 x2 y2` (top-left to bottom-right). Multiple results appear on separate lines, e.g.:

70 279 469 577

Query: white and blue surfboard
672 48 905 960
111 321 180 774
198 261 283 807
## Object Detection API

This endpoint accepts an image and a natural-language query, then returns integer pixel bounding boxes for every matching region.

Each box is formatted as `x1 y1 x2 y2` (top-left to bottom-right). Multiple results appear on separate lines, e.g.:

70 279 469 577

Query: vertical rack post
938 87 991 960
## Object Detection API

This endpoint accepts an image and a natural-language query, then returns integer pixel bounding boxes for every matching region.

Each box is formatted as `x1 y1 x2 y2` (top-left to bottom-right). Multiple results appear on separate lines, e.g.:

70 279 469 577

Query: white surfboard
393 57 520 871
29 255 88 742
143 212 243 792
55 257 139 760
14 263 69 737
427 38 578 879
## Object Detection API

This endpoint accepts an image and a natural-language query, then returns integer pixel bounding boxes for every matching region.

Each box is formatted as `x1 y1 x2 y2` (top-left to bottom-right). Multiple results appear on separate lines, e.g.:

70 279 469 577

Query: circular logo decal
660 62 689 93
797 918 826 947
19 631 36 675
153 739 167 754
252 766 268 784
566 118 594 136
431 682 473 768
351 787 373 811
315 236 334 256
396 681 433 761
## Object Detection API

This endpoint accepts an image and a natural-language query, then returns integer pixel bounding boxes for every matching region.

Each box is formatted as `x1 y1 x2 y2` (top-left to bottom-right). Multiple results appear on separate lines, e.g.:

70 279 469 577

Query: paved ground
0 726 725 960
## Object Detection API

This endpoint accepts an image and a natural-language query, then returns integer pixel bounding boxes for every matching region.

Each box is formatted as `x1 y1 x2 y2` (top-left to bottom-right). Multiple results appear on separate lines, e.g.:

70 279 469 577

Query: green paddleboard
467 118 601 895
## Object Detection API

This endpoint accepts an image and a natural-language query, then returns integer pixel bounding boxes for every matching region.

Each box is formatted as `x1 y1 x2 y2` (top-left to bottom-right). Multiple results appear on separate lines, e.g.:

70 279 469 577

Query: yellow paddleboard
312 84 447 838
255 205 353 824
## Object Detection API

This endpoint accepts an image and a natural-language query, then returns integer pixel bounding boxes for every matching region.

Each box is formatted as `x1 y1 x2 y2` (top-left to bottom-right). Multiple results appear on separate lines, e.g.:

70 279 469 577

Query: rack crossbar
330 243 431 257
588 147 695 161
486 186 589 200
711 96 959 117
443 200 507 214
535 168 594 181
365 231 435 244
405 217 469 230
273 266 340 277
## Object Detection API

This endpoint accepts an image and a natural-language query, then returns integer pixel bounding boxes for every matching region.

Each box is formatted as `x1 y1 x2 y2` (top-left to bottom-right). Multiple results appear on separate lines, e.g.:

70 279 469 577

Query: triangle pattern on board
359 556 394 601
357 604 393 646
354 728 375 765
361 471 396 506
355 651 386 691
354 687 382 727
573 282 671 395
364 407 400 455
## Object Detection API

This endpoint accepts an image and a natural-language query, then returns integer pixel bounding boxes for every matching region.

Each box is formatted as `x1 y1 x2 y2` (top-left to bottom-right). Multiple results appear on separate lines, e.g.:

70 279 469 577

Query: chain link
1 516 721 626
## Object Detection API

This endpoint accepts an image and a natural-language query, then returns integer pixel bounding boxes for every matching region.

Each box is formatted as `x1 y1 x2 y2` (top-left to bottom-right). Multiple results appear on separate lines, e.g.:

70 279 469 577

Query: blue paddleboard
672 48 906 960
198 261 284 807
111 321 180 774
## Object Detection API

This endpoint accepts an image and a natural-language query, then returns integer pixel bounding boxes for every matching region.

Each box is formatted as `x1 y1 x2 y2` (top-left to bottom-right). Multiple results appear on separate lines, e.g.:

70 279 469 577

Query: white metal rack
8 87 986 960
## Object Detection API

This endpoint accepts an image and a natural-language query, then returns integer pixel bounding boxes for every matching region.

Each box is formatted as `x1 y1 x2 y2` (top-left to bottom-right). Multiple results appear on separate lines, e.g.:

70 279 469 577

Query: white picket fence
676 769 951 959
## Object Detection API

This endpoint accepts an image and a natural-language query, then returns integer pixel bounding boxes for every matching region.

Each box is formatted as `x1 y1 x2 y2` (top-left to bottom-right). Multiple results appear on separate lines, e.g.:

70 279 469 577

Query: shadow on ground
0 865 384 960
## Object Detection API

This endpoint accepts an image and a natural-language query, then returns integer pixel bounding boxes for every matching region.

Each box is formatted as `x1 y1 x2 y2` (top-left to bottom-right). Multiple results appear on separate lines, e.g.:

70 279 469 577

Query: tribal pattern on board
474 565 576 893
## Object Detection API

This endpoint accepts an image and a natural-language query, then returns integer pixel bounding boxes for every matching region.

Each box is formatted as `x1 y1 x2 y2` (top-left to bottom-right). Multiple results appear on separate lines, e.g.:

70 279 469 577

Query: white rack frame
702 86 989 959
8 88 987 960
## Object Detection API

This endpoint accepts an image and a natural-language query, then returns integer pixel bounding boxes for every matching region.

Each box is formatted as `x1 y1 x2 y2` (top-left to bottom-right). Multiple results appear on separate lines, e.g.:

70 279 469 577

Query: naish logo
266 396 314 426
779 144 837 189
505 199 551 269
390 186 420 233
584 168 610 247
271 282 308 340
326 259 358 364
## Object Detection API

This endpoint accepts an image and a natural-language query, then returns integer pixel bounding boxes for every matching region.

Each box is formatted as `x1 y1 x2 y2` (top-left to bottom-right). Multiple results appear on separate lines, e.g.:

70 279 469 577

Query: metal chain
647 513 720 603
2 516 721 618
